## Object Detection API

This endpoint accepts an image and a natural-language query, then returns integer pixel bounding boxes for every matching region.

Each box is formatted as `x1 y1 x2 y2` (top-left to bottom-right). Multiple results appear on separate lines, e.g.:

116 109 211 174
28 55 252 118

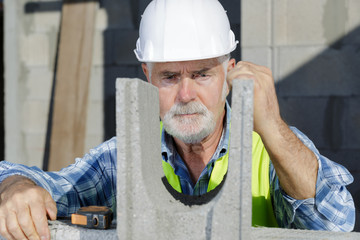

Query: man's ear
227 58 236 72
141 63 151 83
225 58 236 93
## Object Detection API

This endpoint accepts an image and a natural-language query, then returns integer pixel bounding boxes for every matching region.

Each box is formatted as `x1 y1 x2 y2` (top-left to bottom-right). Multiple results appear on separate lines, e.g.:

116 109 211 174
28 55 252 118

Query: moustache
167 102 208 117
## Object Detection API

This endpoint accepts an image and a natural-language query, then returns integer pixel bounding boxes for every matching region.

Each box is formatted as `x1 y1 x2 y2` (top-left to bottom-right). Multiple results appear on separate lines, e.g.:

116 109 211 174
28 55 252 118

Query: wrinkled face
142 58 229 144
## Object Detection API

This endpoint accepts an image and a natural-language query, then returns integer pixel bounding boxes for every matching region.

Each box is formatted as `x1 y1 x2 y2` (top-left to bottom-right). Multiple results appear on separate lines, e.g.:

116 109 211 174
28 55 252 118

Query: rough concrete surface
0 220 117 240
251 227 360 239
48 221 117 240
115 78 254 239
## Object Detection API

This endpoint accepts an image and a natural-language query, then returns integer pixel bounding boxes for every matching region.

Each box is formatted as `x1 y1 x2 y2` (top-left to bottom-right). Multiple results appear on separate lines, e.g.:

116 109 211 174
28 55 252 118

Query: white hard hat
134 0 238 62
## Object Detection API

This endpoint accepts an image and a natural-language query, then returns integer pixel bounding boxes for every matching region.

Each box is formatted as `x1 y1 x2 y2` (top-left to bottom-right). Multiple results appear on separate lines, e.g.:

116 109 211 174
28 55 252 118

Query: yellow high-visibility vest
161 124 278 227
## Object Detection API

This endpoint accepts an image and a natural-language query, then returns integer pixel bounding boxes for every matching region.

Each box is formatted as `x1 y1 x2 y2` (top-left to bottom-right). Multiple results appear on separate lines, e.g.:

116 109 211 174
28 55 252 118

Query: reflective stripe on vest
161 124 278 227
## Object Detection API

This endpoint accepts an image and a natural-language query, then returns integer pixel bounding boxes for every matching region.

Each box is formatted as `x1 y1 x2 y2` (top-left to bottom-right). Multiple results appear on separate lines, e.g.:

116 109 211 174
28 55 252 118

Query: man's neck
173 111 225 184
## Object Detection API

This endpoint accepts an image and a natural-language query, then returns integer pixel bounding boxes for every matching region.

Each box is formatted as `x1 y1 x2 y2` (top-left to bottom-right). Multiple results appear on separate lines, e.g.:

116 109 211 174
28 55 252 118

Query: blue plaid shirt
0 103 355 231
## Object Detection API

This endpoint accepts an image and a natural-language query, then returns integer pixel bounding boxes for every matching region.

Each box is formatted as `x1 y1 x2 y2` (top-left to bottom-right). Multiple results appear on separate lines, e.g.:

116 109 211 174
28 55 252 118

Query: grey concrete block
251 227 360 239
322 0 350 46
224 79 254 239
279 96 360 150
272 0 326 46
92 31 106 66
19 33 50 67
23 133 46 168
49 220 117 240
89 67 105 101
32 11 61 33
342 26 360 46
25 67 52 101
274 45 326 86
0 221 117 240
242 0 271 47
116 78 253 239
276 45 360 97
241 47 272 69
22 100 49 133
347 1 360 42
85 101 103 136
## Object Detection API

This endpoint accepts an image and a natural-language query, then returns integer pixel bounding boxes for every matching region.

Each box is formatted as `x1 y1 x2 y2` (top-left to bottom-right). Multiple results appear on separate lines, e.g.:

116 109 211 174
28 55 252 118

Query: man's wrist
256 117 288 145
0 175 36 196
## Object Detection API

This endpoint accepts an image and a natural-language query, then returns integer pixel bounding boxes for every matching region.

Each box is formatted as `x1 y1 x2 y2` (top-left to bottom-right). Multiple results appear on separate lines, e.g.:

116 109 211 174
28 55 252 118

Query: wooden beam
48 0 97 171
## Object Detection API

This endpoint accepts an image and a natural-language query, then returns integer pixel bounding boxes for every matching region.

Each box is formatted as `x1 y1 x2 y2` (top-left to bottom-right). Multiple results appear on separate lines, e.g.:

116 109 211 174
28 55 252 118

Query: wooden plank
48 0 97 171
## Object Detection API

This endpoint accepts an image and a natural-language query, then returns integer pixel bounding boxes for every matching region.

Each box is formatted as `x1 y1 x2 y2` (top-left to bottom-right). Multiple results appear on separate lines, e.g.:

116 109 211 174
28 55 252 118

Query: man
0 0 355 239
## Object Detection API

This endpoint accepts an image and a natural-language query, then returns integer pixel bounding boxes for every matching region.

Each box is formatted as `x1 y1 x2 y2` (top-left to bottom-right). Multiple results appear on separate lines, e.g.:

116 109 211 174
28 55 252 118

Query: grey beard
162 102 216 144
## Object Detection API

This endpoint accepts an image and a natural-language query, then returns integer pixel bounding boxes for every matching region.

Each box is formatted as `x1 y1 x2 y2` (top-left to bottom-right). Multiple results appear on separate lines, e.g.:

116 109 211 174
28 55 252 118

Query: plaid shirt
0 103 355 231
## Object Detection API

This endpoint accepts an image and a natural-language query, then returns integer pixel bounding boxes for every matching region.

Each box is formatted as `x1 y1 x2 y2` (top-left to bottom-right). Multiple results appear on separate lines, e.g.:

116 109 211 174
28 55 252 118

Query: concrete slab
115 78 254 239
48 220 117 240
273 0 327 46
0 221 117 240
251 227 360 239
241 0 271 47
241 47 272 69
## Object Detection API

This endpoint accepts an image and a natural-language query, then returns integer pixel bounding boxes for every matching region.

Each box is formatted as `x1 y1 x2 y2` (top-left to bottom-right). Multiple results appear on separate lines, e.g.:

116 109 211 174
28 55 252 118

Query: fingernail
41 236 49 240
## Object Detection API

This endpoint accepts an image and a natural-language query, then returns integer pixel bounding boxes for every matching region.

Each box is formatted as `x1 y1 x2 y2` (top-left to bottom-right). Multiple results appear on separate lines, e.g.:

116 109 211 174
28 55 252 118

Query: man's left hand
226 60 318 200
227 61 281 136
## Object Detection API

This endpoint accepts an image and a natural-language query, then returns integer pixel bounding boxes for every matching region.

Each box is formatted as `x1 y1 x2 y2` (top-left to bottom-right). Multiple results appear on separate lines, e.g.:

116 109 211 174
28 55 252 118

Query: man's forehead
153 58 220 72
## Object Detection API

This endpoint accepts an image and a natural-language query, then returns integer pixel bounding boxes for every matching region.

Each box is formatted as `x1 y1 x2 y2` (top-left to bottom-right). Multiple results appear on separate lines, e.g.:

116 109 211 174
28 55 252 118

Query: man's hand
227 61 318 200
0 176 57 240
227 61 281 135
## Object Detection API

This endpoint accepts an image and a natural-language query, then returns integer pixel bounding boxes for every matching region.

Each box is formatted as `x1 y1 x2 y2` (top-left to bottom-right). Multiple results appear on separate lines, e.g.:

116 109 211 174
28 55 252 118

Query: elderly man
0 0 355 239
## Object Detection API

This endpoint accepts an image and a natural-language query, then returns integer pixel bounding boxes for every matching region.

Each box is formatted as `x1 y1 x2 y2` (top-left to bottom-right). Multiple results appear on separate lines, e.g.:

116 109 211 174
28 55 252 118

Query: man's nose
177 78 196 103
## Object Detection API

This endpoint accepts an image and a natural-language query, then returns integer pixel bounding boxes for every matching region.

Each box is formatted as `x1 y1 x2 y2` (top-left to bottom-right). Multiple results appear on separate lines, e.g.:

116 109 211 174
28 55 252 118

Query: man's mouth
175 113 199 117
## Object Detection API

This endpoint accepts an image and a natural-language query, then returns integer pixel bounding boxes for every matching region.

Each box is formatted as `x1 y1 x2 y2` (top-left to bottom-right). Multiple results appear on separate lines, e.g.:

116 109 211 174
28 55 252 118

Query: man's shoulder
87 137 117 157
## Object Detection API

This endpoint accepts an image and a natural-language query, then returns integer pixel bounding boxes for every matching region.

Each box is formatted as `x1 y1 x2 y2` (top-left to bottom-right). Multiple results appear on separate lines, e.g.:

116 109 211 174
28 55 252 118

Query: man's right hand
0 175 57 240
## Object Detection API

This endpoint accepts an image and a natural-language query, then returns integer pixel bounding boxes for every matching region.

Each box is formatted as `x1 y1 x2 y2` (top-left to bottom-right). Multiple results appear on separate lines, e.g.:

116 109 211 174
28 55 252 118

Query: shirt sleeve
270 127 355 232
0 137 117 217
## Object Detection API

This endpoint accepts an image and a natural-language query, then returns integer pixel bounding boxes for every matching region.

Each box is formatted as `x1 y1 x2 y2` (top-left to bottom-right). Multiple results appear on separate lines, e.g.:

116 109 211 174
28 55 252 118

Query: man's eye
161 75 178 84
163 75 177 81
193 73 209 79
